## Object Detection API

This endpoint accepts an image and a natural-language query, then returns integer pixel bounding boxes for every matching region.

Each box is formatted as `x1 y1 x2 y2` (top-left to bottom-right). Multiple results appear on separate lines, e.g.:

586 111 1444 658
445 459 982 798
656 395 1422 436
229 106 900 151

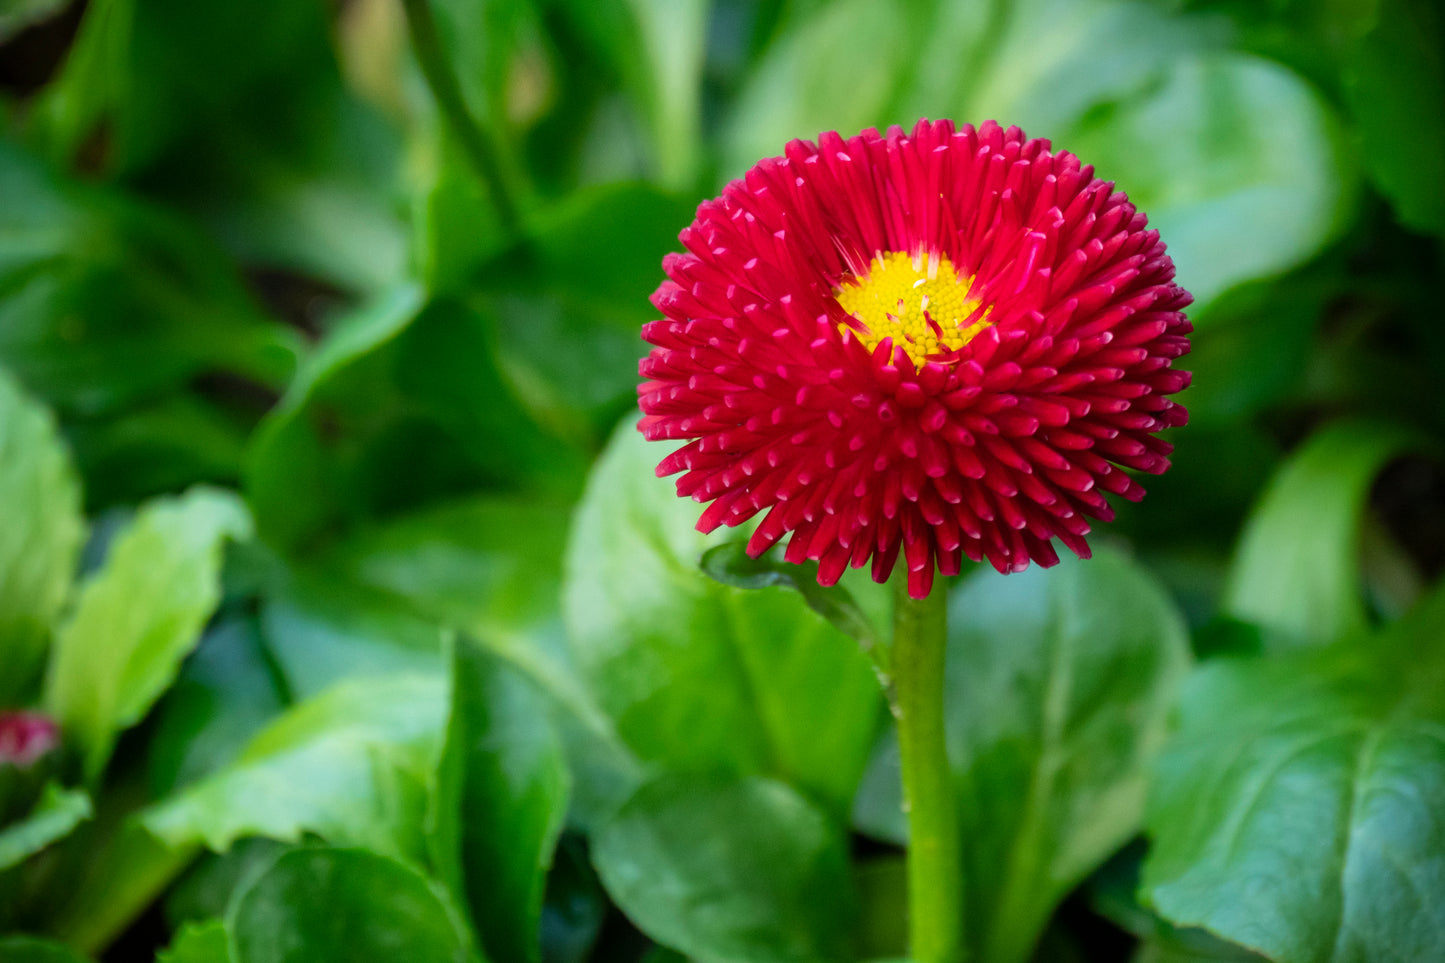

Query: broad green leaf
473 184 696 444
132 0 404 285
246 289 581 552
43 487 252 782
228 847 473 963
322 494 639 832
158 919 233 963
259 566 445 701
142 79 407 292
67 394 251 511
41 802 198 956
1088 845 1267 962
147 617 288 798
166 839 290 934
948 552 1190 962
700 539 889 673
1223 420 1426 649
245 285 424 551
0 782 91 871
515 183 695 313
389 301 586 498
1344 0 1445 234
0 366 83 705
563 420 882 820
593 775 858 963
430 640 569 963
1143 584 1445 963
143 674 446 864
1059 51 1354 311
724 0 1351 312
854 551 1191 963
31 0 406 288
0 136 298 417
258 589 443 697
328 497 570 645
0 937 93 963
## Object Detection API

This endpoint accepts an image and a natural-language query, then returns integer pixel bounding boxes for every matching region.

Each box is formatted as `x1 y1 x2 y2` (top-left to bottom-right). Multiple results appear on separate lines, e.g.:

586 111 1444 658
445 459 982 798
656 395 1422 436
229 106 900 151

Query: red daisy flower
638 119 1191 599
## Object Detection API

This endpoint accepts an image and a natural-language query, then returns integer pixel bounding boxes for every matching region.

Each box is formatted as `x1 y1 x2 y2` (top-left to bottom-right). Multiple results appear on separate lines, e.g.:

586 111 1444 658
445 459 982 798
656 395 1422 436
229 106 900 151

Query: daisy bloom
638 120 1191 599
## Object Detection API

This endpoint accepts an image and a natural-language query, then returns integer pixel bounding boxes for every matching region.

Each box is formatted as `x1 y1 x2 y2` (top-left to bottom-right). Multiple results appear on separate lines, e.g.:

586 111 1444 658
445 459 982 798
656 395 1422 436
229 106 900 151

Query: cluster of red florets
639 119 1191 598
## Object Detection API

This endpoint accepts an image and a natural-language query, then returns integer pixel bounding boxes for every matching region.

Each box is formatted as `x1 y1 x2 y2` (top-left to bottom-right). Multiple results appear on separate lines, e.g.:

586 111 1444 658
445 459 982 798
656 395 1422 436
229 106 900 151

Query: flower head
639 120 1191 598
0 711 58 768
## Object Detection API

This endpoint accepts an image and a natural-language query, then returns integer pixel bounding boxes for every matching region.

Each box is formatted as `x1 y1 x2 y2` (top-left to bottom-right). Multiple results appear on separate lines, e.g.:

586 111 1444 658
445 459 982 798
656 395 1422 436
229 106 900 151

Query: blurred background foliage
0 0 1442 961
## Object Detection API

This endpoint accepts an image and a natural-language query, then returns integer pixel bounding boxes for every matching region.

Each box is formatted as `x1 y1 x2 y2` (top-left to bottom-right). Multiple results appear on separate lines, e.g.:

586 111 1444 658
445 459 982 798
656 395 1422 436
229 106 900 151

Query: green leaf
472 184 696 444
1088 844 1268 962
390 299 586 496
244 285 424 551
327 497 570 647
1223 419 1426 649
854 551 1191 963
321 495 639 834
66 394 251 511
246 288 581 552
0 366 83 705
147 616 288 798
258 565 446 700
700 539 889 673
166 839 290 934
158 919 233 963
1143 584 1445 963
592 774 859 963
142 674 446 864
41 799 198 956
0 937 94 963
43 486 252 782
0 136 298 417
563 420 882 820
430 640 569 963
1060 50 1354 311
0 782 92 871
227 847 473 963
1344 0 1445 234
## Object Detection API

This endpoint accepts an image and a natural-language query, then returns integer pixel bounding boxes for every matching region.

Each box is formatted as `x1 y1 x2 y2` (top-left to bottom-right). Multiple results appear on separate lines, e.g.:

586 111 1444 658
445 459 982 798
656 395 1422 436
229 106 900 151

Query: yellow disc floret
835 251 990 368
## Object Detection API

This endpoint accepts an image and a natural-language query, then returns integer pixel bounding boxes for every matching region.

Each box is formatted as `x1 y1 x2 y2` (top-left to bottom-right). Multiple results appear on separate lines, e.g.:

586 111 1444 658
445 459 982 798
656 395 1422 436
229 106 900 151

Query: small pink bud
0 711 59 768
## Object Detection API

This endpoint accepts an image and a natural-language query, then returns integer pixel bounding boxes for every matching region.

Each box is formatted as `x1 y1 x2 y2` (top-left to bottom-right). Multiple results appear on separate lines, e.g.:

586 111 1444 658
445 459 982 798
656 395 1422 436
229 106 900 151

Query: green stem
892 581 964 963
400 0 522 241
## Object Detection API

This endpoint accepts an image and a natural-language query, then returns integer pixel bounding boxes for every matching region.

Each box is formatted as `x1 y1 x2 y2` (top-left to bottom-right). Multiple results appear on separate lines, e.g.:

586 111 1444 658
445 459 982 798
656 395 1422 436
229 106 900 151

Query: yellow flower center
835 251 990 368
